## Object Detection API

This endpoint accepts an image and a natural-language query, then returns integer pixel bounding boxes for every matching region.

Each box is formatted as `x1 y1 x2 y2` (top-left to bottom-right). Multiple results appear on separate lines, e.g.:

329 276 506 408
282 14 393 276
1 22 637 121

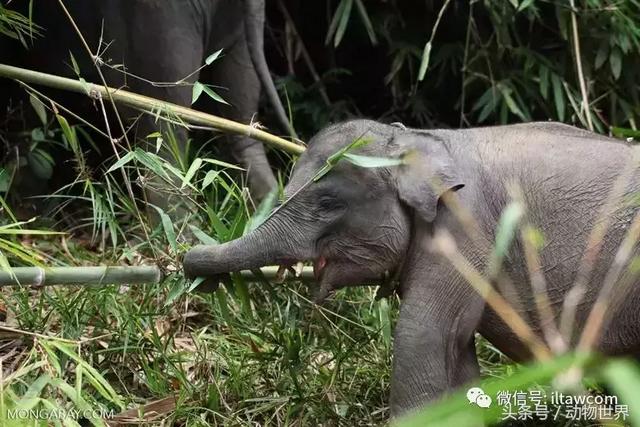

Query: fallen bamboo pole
0 265 316 286
0 63 305 155
0 266 162 287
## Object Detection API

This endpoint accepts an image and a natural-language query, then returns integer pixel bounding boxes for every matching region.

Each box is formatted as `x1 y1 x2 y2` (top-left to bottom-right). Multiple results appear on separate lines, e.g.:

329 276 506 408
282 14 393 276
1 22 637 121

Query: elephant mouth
313 256 327 280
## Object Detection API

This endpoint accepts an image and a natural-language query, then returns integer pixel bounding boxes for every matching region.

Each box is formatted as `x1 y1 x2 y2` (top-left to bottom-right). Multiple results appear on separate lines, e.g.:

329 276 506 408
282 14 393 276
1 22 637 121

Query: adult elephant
184 120 640 416
1 0 293 205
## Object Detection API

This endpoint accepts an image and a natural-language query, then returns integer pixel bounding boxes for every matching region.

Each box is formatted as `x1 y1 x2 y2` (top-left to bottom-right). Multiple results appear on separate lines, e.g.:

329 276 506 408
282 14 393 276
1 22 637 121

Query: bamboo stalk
0 265 316 286
0 63 305 155
0 266 162 286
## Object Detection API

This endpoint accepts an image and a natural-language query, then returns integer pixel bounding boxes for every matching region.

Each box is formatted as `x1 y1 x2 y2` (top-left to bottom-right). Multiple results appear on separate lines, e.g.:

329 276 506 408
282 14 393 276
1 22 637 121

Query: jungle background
1 0 640 425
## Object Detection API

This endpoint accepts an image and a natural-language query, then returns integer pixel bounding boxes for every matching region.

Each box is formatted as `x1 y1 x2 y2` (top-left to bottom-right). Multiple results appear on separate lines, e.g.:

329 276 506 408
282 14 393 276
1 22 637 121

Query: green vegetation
1 1 640 426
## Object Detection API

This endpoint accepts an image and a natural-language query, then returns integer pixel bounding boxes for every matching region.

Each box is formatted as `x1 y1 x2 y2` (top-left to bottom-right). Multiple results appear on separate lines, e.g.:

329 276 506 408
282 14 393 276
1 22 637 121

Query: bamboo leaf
165 279 188 306
517 0 534 12
326 0 348 46
189 225 218 245
354 0 377 45
151 205 178 253
201 84 229 105
187 276 206 292
334 0 354 47
417 41 432 82
342 153 404 168
498 85 527 121
192 81 205 104
601 359 640 427
245 187 278 234
539 66 549 100
551 74 565 121
202 170 219 190
106 151 135 173
0 250 14 280
314 136 373 181
29 93 47 125
205 49 223 65
610 48 622 80
487 201 524 278
181 158 203 189
595 43 609 70
202 158 244 171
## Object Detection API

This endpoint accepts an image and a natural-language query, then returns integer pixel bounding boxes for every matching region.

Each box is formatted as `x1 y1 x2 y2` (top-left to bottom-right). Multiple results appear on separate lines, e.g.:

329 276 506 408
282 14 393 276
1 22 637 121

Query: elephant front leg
390 278 484 417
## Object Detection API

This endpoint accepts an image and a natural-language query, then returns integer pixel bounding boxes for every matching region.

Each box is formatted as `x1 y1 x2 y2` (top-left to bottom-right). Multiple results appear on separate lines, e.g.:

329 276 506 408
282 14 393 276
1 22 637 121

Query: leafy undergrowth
0 241 402 425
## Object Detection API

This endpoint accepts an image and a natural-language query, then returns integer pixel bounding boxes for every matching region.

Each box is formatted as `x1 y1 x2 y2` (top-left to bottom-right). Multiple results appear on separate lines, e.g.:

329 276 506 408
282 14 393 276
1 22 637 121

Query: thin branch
569 0 593 131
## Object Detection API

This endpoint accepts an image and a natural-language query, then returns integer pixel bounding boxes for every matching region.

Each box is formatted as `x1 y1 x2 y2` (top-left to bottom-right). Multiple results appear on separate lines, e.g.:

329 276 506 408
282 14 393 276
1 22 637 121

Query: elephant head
183 119 464 301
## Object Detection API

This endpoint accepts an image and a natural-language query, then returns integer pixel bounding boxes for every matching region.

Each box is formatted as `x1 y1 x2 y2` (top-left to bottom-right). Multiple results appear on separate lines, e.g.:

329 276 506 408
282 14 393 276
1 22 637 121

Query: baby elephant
184 120 640 415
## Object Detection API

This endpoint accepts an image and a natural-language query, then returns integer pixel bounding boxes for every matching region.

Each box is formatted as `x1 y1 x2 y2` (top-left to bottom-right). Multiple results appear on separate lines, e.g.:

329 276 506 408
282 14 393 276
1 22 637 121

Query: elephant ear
393 133 465 222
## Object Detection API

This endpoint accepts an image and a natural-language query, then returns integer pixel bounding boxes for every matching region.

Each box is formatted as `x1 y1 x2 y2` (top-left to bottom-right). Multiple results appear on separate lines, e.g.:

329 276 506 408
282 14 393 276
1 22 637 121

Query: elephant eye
319 195 346 212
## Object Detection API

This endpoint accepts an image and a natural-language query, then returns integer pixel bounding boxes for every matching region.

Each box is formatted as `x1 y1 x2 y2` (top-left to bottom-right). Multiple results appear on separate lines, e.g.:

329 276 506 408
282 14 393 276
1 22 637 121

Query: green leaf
165 279 188 306
0 168 9 192
313 136 373 181
498 85 526 121
326 0 347 45
106 151 135 173
539 66 549 100
69 51 80 75
244 187 278 234
595 43 609 70
354 0 377 45
551 74 565 121
417 41 432 82
181 158 203 189
487 201 524 278
187 276 206 292
202 170 219 190
397 352 595 427
0 251 14 281
29 93 47 125
56 114 78 150
134 149 171 179
188 225 218 245
151 205 178 253
205 49 223 65
202 158 244 171
342 153 404 168
202 83 229 105
334 0 354 47
611 127 640 139
192 81 205 104
610 48 622 80
377 298 392 349
601 359 640 427
517 0 534 11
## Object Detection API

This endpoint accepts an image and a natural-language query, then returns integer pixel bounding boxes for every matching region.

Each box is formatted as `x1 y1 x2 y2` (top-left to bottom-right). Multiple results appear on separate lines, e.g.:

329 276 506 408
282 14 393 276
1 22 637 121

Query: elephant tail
243 0 298 140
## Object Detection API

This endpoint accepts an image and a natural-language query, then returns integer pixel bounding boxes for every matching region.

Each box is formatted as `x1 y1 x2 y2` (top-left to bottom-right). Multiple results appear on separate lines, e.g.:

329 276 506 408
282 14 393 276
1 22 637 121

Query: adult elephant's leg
121 1 205 219
390 260 484 416
210 34 277 203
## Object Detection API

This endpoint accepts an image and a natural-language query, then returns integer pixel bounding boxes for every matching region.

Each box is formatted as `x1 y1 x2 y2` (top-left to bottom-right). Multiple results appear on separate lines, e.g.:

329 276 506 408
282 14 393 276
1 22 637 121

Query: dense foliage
269 0 640 136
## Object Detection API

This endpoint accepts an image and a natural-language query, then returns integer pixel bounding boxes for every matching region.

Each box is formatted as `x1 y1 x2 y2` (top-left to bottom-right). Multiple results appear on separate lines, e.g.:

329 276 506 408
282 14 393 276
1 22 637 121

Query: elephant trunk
183 214 308 278
243 0 298 139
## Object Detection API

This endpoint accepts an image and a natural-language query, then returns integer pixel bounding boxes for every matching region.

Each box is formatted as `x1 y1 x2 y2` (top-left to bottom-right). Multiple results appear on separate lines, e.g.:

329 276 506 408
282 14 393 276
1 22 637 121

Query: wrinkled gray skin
2 0 292 203
107 0 294 202
183 120 640 416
